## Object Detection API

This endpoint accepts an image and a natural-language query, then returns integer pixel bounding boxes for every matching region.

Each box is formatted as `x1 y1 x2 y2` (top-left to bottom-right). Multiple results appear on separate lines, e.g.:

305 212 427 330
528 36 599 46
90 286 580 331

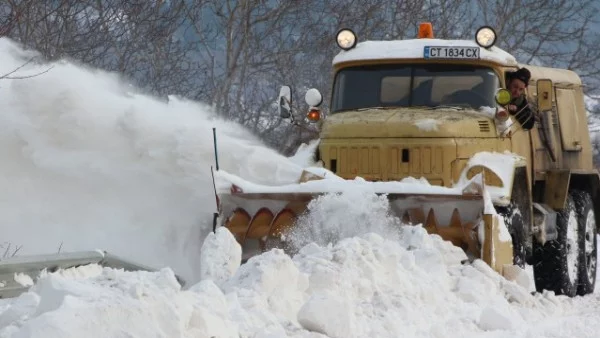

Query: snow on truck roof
332 39 518 67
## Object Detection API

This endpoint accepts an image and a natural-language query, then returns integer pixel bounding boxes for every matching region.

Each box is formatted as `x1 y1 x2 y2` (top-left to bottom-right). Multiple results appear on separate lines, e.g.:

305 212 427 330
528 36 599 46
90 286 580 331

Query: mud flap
482 214 515 276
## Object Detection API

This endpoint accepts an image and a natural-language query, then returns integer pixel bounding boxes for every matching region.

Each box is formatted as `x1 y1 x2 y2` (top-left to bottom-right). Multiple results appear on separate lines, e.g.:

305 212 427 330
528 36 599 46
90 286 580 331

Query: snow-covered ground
2 227 600 337
2 37 600 337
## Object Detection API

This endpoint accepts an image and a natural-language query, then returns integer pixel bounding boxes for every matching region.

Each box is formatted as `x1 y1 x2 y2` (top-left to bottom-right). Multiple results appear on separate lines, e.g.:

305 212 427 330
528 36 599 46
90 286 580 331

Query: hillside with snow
2 37 600 337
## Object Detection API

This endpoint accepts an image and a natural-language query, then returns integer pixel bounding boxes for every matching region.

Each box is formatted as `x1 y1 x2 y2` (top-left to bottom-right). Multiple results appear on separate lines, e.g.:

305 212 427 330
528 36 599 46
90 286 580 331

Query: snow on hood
457 151 527 206
414 118 441 131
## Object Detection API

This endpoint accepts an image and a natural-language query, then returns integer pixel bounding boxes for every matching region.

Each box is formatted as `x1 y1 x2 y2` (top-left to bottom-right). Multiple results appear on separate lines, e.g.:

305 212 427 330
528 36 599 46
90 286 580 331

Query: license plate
424 46 480 59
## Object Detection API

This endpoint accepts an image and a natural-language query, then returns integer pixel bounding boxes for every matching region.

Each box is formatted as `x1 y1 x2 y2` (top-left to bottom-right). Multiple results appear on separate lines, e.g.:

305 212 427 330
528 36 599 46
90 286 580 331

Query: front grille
388 146 444 175
326 144 444 180
328 146 381 176
478 120 490 132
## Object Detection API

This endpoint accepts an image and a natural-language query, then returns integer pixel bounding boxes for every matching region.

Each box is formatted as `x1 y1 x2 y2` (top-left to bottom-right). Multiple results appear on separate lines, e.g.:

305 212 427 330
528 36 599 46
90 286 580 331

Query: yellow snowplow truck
214 24 599 297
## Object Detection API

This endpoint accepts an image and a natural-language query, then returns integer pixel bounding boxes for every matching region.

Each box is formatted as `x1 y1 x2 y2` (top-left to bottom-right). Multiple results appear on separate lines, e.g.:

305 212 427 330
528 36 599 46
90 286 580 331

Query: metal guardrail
0 250 185 299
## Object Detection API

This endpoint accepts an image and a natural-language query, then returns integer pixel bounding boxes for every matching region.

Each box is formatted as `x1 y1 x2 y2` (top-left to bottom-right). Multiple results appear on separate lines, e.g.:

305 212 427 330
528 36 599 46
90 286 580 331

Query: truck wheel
533 193 582 297
496 203 527 267
573 190 597 295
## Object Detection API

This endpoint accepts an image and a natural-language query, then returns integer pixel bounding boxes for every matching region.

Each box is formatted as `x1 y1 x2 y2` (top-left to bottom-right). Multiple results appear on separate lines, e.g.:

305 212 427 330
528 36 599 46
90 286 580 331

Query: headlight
475 26 497 48
495 109 509 122
336 28 357 50
495 88 511 106
466 165 503 187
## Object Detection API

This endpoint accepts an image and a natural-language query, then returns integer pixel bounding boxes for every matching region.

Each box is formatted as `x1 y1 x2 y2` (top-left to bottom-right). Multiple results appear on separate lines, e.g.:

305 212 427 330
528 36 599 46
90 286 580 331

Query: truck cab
279 24 600 297
309 27 527 189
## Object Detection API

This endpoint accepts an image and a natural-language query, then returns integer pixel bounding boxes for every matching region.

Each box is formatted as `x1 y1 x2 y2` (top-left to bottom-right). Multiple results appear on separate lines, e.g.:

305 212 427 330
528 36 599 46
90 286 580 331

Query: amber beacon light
418 22 434 38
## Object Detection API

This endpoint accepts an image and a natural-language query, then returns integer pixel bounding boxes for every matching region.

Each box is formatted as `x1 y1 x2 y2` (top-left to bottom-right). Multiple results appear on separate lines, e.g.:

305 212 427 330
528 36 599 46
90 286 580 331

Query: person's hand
508 104 517 112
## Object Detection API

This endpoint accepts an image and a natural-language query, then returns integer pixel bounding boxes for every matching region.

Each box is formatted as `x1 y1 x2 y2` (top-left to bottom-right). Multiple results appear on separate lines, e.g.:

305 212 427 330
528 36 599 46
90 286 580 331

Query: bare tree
3 0 600 153
2 0 205 98
0 57 53 80
475 0 600 93
0 242 22 260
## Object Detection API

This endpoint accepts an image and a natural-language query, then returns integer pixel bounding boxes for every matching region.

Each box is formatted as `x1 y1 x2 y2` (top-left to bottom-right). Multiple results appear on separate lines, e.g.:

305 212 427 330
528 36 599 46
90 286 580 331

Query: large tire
573 190 597 295
533 193 583 297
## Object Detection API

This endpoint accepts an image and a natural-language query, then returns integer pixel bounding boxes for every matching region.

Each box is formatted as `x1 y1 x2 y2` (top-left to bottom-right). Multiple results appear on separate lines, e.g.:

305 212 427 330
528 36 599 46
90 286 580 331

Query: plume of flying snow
0 37 312 283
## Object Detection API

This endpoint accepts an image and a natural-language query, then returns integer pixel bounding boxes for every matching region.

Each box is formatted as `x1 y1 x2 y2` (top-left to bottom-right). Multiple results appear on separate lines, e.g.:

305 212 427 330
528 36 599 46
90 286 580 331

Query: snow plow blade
215 170 514 277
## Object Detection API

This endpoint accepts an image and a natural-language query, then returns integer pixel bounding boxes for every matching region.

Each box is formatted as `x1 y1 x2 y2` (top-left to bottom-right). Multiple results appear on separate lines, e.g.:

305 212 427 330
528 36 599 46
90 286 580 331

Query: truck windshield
331 64 499 112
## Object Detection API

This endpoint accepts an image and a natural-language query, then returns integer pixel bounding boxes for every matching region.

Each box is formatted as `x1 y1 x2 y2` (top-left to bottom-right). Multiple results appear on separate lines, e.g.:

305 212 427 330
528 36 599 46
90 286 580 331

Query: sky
1 36 600 337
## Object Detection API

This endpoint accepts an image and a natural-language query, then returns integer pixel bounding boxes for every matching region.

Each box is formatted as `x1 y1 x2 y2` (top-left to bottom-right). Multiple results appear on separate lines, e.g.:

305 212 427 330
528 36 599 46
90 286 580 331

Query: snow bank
199 227 241 286
0 265 241 337
0 222 573 338
2 185 598 337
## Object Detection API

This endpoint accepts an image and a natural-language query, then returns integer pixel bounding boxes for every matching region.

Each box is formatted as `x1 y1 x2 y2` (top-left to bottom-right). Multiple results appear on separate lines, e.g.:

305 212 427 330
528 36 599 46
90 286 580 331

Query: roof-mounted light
418 22 434 39
475 26 497 48
336 28 357 50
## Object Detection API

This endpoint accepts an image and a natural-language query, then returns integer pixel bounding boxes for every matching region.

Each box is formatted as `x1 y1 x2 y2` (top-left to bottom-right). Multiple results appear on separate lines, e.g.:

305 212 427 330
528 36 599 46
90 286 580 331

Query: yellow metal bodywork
543 170 571 209
318 59 592 266
536 79 553 112
220 39 597 279
320 109 498 139
482 214 514 274
319 137 455 184
320 60 594 204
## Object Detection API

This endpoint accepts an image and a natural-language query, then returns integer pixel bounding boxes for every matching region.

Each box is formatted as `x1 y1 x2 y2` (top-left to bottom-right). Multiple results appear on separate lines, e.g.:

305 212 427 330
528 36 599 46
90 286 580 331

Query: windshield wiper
356 106 402 111
426 105 467 110
356 105 434 111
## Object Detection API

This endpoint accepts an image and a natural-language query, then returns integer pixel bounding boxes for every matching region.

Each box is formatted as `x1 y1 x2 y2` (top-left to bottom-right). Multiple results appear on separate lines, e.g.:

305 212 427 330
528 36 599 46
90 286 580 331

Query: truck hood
320 107 498 138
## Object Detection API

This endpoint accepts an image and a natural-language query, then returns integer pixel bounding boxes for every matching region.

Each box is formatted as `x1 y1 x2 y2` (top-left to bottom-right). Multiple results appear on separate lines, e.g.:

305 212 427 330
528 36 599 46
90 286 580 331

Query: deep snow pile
0 37 313 283
1 191 595 337
0 216 583 337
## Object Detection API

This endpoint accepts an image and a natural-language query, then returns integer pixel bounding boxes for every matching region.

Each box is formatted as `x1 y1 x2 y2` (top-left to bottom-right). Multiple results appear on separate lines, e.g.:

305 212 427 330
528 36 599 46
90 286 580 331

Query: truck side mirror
278 85 292 118
537 79 553 112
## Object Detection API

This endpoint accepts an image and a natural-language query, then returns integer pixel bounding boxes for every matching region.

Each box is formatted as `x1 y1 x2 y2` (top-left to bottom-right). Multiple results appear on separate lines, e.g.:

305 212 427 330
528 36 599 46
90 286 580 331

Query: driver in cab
506 67 535 130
